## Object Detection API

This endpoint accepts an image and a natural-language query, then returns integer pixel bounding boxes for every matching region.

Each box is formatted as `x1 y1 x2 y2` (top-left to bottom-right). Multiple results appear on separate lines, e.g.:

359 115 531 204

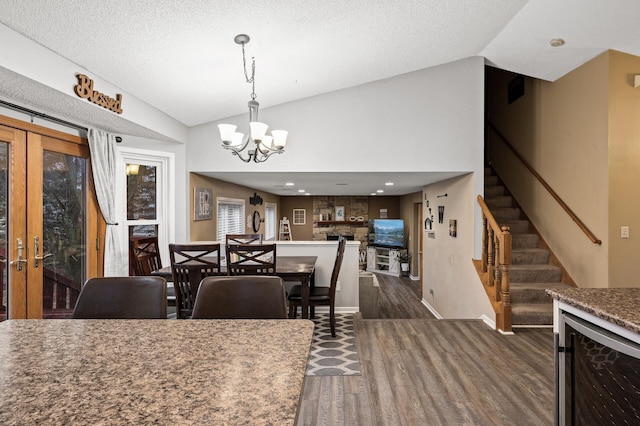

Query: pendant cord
241 42 257 101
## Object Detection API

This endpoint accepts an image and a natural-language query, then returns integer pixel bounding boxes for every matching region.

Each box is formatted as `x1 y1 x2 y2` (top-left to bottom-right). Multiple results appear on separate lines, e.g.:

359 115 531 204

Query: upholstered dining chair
191 276 288 319
72 276 167 319
169 243 222 319
288 236 346 337
226 243 276 275
225 234 263 245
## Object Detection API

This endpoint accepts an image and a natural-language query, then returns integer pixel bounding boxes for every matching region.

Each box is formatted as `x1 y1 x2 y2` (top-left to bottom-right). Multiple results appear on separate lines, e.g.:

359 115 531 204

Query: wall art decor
194 187 213 221
449 219 457 237
335 206 345 221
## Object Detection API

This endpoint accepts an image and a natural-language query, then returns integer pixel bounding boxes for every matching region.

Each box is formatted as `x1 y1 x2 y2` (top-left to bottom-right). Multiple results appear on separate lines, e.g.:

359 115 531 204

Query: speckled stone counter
546 287 640 334
0 319 314 425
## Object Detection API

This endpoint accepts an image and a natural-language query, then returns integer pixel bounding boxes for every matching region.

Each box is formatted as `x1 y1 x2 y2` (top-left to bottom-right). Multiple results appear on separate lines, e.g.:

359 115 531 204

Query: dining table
154 255 318 319
0 319 314 425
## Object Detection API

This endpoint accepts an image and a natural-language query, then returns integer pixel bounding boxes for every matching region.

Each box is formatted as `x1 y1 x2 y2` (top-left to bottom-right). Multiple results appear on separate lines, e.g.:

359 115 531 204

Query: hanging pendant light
218 34 288 163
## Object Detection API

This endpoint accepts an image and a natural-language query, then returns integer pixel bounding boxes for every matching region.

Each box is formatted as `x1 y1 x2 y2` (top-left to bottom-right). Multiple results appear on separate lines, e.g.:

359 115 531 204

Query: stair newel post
481 216 488 273
499 225 512 333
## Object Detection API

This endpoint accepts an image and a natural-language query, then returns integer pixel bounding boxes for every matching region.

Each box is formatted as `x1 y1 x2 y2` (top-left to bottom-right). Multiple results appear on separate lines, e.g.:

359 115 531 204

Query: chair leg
288 303 296 319
330 305 336 338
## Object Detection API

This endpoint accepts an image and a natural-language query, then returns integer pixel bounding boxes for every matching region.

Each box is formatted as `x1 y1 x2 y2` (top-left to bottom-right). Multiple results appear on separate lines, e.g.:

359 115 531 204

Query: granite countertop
546 287 640 334
0 319 314 425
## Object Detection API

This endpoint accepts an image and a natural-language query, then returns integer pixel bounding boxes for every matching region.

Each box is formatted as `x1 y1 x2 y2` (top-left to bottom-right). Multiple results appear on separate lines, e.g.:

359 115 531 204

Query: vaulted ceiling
1 0 639 195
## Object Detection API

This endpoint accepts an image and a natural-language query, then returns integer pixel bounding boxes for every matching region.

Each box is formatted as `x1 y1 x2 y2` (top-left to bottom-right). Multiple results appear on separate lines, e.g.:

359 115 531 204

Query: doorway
0 117 101 320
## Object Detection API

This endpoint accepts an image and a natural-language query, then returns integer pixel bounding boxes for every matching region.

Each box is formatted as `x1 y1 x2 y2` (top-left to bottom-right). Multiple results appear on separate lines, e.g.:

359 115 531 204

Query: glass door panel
40 150 88 318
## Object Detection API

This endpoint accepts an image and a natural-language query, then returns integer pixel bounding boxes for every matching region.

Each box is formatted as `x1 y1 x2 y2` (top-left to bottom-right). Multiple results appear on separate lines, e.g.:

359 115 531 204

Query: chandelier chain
241 42 257 100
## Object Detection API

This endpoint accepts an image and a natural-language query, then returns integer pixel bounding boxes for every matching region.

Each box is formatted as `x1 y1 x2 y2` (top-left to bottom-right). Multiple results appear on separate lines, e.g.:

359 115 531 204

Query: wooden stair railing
487 122 601 245
477 195 512 333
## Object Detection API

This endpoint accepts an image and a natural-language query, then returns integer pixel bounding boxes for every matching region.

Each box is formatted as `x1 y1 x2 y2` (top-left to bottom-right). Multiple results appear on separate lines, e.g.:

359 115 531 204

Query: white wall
188 56 485 175
422 174 495 322
276 241 360 313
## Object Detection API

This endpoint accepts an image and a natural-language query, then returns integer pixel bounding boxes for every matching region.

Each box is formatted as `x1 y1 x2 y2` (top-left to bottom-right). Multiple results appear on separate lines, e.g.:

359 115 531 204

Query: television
371 219 405 248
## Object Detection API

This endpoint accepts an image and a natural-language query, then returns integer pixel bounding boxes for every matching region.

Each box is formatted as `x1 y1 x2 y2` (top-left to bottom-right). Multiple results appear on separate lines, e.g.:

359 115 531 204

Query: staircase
484 169 572 326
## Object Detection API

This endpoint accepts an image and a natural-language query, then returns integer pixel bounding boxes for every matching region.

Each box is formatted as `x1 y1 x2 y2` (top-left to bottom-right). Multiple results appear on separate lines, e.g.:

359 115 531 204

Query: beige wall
189 173 280 242
280 196 314 241
608 51 640 286
368 197 400 219
487 51 640 288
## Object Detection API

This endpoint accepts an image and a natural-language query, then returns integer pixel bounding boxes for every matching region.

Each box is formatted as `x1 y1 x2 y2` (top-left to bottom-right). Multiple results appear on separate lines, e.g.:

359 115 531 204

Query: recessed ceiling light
550 38 565 47
385 182 394 186
377 189 384 193
285 182 295 186
370 193 377 196
298 189 305 193
305 193 310 196
336 183 348 186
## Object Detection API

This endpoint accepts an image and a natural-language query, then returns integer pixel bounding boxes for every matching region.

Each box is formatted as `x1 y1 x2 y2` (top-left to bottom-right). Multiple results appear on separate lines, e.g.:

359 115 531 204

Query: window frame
116 147 175 275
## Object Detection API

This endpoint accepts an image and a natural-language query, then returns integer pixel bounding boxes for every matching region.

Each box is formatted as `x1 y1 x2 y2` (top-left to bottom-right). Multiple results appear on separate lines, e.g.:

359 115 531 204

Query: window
265 203 277 241
217 197 245 242
117 147 175 276
293 208 306 225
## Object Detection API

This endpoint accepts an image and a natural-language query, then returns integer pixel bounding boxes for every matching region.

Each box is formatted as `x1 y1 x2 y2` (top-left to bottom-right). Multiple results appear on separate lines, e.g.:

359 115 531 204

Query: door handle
33 236 53 268
10 238 27 271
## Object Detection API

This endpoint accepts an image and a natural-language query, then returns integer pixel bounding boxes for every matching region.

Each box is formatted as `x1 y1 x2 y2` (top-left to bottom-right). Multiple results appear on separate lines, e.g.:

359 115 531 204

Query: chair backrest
226 243 276 275
129 236 163 276
72 276 167 319
169 243 222 319
225 234 263 245
191 276 287 319
328 237 347 296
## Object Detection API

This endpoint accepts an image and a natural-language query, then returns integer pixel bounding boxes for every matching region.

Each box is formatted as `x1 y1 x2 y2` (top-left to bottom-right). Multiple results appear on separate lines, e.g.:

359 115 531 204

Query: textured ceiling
2 0 640 195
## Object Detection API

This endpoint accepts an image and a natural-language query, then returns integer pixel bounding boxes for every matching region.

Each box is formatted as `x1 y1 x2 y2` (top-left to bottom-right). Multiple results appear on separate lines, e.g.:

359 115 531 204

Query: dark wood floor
297 273 554 425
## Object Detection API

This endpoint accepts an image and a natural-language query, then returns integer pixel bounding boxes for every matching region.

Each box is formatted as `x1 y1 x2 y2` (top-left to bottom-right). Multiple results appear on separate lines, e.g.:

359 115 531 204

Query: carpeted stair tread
500 220 530 234
485 196 513 208
512 248 550 264
512 303 554 325
491 207 521 221
510 282 571 303
512 233 539 249
485 186 504 198
510 264 562 283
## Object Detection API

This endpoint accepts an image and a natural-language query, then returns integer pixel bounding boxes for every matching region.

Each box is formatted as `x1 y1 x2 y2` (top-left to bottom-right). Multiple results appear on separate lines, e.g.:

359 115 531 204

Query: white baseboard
421 299 443 319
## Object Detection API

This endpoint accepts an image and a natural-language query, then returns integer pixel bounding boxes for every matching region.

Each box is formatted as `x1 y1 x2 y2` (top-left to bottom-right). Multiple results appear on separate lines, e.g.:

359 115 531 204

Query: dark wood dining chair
225 234 263 245
72 276 167 319
191 276 288 319
288 236 346 337
226 243 276 275
129 236 163 276
129 236 175 307
169 243 222 319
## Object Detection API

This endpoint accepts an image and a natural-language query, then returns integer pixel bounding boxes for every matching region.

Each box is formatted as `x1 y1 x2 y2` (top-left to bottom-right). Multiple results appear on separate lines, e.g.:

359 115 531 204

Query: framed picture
335 206 345 221
449 219 457 237
194 187 213 221
293 209 306 225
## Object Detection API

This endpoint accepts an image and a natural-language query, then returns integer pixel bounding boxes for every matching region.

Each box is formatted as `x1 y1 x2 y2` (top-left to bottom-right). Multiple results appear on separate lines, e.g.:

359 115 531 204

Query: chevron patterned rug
306 313 361 376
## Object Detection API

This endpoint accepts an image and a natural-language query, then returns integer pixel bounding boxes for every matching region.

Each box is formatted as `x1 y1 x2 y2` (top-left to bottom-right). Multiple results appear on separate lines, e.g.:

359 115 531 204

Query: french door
0 117 101 320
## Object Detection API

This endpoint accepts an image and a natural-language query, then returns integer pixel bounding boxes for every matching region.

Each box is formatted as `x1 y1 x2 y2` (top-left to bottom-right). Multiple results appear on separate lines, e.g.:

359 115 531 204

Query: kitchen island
0 319 314 425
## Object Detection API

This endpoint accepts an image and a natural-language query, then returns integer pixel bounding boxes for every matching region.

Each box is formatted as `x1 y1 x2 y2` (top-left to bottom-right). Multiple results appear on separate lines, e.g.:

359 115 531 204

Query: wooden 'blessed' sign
74 74 123 114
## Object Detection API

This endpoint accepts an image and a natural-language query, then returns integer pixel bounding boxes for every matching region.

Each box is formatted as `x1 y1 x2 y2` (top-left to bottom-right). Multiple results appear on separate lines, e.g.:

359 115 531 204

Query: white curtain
87 129 123 276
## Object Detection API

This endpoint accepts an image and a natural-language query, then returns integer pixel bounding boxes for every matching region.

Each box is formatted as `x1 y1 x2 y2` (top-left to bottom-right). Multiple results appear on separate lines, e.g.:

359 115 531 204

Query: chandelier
218 34 288 163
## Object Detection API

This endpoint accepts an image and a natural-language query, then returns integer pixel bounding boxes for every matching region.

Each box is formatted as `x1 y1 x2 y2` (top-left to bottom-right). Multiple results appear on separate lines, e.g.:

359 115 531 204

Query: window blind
217 198 245 242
